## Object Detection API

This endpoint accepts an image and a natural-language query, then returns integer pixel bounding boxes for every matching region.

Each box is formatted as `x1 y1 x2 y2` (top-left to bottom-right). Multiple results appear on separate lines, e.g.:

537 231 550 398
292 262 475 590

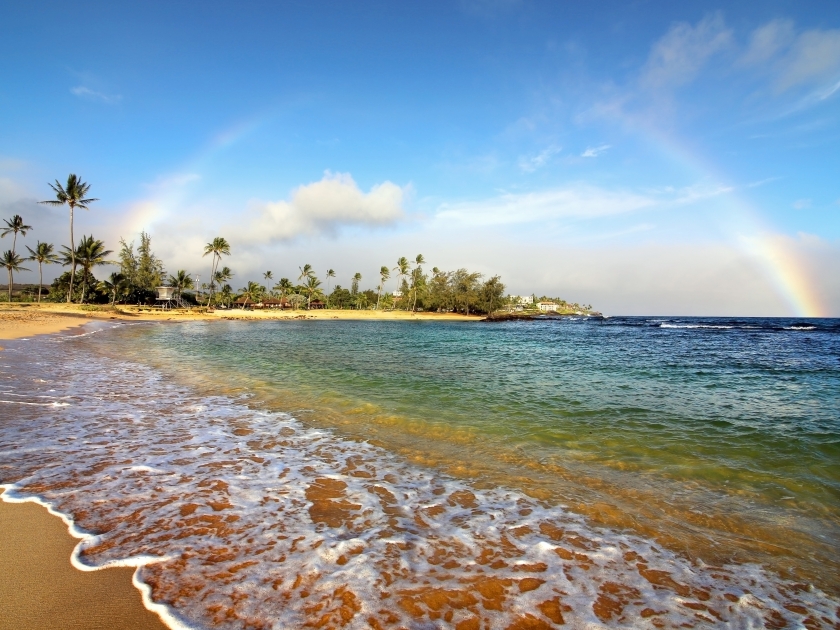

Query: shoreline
0 303 483 340
0 489 169 630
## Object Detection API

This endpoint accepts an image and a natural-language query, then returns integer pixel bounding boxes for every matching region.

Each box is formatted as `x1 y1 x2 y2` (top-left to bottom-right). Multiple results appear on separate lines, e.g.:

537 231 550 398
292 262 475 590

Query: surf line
0 483 199 630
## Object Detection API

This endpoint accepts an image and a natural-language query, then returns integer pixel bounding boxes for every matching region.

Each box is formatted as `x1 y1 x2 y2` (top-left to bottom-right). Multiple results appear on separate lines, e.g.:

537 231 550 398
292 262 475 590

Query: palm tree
263 270 273 285
167 269 194 302
25 241 60 302
376 265 390 310
304 275 322 309
39 175 98 302
202 237 231 306
325 269 336 305
2 251 29 302
298 263 314 284
393 256 409 308
273 277 293 305
66 235 114 303
412 254 425 312
1 215 33 255
351 272 362 296
238 281 264 308
100 272 126 305
214 266 233 289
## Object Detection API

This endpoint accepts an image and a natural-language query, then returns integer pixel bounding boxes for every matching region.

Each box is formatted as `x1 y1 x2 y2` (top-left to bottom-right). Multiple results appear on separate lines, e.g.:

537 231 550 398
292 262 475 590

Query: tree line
3 173 509 314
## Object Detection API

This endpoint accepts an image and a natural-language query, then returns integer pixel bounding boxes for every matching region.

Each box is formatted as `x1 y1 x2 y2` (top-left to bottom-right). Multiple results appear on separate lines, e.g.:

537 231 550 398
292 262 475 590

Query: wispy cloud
792 198 811 210
746 176 782 188
518 145 561 172
581 144 611 158
435 184 656 227
641 13 732 89
71 86 122 104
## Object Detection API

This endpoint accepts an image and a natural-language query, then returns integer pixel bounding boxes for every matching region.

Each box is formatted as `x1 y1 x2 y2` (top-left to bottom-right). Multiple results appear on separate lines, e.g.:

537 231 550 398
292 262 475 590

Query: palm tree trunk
7 268 11 302
38 262 43 302
80 269 87 303
68 205 75 303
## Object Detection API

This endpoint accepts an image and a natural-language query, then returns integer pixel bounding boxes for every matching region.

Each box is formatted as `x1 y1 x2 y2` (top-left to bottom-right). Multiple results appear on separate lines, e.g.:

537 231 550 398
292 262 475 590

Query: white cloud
434 184 656 227
518 145 561 172
234 171 407 243
71 86 122 104
581 144 611 158
792 198 811 210
775 28 840 92
641 13 732 88
739 19 795 66
740 21 840 93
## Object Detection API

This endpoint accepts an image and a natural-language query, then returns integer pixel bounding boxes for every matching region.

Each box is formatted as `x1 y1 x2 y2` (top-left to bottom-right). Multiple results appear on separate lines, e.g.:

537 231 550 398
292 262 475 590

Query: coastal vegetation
0 173 597 315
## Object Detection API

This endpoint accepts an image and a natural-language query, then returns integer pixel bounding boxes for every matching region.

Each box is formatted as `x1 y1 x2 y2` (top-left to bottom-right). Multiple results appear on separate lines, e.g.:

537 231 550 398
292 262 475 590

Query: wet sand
0 495 167 630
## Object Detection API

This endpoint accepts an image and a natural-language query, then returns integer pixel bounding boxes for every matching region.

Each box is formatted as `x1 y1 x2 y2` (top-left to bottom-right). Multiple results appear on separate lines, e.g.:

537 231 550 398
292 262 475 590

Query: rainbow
638 122 827 317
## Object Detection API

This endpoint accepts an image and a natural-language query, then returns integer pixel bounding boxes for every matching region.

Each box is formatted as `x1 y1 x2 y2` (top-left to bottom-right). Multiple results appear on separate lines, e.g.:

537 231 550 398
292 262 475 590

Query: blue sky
2 0 839 315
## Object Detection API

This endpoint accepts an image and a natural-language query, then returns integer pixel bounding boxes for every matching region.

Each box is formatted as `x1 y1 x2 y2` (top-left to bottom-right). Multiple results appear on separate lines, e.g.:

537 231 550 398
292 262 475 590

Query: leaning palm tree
393 256 410 309
376 265 390 310
67 235 114 303
202 237 231 306
39 175 98 302
100 272 126 305
298 263 314 284
25 241 60 302
2 250 29 302
238 281 264 308
1 215 33 255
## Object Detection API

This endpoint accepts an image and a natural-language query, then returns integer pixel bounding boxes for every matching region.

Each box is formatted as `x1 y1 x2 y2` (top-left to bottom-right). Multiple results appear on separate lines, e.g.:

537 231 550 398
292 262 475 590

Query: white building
538 301 559 312
514 295 533 305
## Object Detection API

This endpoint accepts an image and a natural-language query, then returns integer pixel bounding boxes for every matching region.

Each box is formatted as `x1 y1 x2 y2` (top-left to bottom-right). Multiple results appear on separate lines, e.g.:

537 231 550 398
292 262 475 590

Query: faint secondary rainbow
124 113 271 236
639 121 826 317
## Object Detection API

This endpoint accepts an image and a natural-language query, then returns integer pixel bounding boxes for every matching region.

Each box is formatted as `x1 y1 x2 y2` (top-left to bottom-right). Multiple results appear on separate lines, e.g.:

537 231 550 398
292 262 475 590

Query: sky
1 0 839 316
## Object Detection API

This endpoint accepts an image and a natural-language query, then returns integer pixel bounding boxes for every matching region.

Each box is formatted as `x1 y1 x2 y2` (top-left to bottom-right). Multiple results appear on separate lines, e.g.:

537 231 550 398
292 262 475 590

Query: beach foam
1 331 838 628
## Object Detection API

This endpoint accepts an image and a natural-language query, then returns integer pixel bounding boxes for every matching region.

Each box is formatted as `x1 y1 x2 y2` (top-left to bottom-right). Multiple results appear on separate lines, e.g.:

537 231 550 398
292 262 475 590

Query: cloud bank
234 171 407 244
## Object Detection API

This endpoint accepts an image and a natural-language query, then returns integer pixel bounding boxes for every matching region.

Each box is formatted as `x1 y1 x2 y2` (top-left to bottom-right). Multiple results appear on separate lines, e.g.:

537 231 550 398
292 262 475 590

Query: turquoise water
2 316 839 628
110 316 840 586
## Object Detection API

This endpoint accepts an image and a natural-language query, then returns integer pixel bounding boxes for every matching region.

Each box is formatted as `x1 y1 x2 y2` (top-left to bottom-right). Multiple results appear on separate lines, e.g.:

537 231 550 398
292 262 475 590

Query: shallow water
1 317 838 629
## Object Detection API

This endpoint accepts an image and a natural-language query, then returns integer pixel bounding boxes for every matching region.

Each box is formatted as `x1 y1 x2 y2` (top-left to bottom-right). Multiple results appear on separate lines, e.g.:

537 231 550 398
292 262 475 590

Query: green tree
1 215 33 256
167 270 194 302
478 275 506 315
305 275 323 308
451 268 482 315
263 270 273 284
65 236 114 303
273 277 293 303
99 272 126 305
376 265 390 310
1 250 29 302
237 281 265 307
411 254 425 312
136 231 165 291
298 263 314 283
393 256 409 309
351 272 361 296
325 269 336 305
39 175 98 302
25 241 60 302
203 237 231 306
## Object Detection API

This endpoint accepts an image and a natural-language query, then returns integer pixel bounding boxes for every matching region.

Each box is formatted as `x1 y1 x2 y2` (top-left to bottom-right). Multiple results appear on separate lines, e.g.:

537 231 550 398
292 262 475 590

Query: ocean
1 316 838 628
